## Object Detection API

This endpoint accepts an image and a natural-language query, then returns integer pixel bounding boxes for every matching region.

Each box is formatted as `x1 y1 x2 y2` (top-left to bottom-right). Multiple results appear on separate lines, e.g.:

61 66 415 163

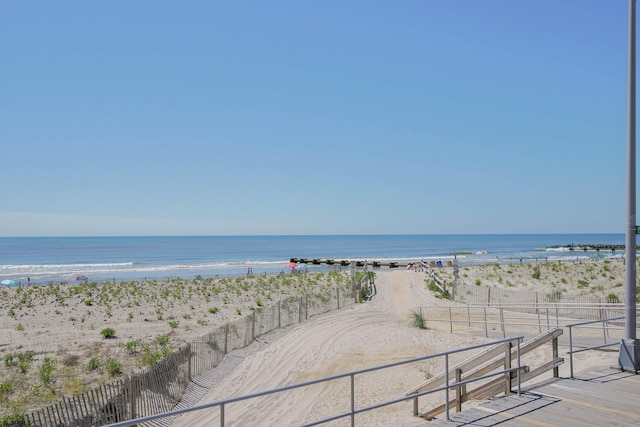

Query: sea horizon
0 233 627 285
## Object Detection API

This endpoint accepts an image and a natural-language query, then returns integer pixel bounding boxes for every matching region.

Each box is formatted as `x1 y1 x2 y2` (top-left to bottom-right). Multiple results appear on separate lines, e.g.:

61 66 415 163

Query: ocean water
0 234 625 284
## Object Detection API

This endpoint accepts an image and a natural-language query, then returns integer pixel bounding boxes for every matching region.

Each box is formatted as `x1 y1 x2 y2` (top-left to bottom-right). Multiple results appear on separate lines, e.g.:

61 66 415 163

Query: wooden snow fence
404 327 563 421
17 286 358 426
20 346 190 426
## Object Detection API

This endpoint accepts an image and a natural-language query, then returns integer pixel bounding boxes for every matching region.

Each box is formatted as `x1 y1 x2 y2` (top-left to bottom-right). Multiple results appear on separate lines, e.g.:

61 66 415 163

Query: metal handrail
106 336 523 427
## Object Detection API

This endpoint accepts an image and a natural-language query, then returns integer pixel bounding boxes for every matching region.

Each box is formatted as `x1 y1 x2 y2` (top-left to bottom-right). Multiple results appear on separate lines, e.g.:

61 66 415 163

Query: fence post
187 343 192 381
305 295 309 320
483 307 488 338
351 261 357 303
449 307 453 333
252 310 256 341
278 300 281 328
500 308 505 338
337 288 340 309
128 376 136 420
600 308 607 344
536 294 542 333
224 324 229 354
545 307 550 330
487 287 491 306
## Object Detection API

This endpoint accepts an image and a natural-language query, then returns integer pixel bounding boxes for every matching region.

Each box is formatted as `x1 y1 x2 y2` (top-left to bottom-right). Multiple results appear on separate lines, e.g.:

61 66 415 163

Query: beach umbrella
296 263 308 271
284 262 298 269
1 279 19 286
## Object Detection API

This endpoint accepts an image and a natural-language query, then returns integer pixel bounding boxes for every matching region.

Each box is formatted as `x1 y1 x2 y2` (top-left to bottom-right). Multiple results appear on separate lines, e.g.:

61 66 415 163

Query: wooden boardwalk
422 367 640 426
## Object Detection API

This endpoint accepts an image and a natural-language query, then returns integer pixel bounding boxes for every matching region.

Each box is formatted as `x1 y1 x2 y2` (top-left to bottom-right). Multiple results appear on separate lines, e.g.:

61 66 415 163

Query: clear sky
0 1 632 236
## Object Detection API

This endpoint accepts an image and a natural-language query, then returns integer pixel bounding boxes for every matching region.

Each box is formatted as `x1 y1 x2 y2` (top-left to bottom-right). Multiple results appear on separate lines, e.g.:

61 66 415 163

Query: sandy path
173 270 486 427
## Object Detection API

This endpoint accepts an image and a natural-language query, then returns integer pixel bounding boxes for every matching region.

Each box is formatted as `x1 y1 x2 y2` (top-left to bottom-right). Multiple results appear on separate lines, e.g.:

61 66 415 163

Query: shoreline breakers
290 244 629 270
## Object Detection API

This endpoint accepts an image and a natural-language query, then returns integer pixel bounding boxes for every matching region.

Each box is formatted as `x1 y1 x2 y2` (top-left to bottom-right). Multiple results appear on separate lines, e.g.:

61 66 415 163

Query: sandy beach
0 259 629 423
172 262 625 427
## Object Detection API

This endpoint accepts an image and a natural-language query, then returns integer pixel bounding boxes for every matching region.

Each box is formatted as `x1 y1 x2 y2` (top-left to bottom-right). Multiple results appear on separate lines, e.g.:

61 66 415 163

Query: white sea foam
0 262 134 274
0 259 300 281
545 247 571 252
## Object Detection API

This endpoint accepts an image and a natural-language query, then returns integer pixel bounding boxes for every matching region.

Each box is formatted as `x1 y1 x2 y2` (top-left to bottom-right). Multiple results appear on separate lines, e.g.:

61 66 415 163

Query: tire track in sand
173 270 483 427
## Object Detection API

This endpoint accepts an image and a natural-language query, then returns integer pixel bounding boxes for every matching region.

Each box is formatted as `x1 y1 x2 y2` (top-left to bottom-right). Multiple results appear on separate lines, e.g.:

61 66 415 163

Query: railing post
569 325 575 379
350 374 355 427
517 339 522 396
445 354 450 420
413 396 418 416
504 342 512 396
500 308 505 338
220 403 225 427
553 335 559 378
455 368 463 412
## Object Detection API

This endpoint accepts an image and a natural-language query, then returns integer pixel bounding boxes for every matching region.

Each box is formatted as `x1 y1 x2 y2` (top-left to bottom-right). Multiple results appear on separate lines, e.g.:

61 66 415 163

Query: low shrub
411 310 427 329
105 357 122 376
86 357 99 371
100 327 116 339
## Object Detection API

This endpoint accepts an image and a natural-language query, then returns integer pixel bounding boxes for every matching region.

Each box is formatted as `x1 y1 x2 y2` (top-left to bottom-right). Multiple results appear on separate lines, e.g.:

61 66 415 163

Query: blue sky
0 1 632 236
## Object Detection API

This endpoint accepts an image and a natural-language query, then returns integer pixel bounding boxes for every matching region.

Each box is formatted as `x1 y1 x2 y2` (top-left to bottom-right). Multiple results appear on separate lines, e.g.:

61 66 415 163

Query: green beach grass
0 271 355 418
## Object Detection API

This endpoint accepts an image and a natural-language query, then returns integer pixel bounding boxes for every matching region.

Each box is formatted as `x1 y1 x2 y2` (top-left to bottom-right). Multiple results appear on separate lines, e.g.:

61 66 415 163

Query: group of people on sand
407 262 425 272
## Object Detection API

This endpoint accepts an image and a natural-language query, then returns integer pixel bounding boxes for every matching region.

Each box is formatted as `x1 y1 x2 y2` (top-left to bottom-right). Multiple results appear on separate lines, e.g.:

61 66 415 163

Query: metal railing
105 337 523 427
421 304 640 380
420 303 632 338
566 315 640 378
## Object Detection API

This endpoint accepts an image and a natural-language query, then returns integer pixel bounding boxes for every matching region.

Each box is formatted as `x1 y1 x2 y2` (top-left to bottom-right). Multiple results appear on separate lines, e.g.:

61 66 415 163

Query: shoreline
0 248 626 287
0 235 627 285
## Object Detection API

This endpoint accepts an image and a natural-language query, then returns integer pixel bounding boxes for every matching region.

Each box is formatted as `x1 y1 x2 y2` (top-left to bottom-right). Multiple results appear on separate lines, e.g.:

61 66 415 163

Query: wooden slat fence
18 286 357 427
